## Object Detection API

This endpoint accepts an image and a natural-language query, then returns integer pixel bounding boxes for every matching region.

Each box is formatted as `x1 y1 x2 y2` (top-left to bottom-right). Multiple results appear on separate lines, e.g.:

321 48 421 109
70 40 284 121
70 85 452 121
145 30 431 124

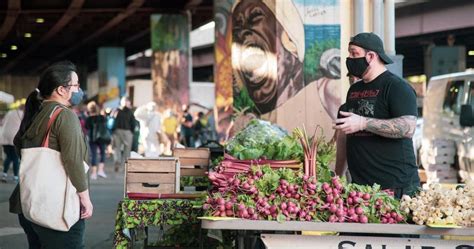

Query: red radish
396 214 404 222
362 193 371 200
217 198 225 205
281 202 287 210
225 202 233 210
270 205 277 214
350 214 358 222
335 209 344 217
347 197 353 205
248 207 255 215
329 204 337 213
359 215 368 223
288 206 295 214
238 203 245 210
326 195 334 203
347 208 355 216
329 215 337 222
355 207 364 215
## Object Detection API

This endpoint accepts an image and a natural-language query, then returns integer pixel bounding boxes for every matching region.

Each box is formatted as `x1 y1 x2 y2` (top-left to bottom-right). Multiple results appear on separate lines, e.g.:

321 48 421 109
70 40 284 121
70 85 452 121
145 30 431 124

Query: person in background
163 111 178 154
112 96 136 172
193 111 209 146
334 33 419 199
1 100 24 182
85 101 108 179
134 102 162 157
73 104 88 135
180 106 194 147
10 60 92 248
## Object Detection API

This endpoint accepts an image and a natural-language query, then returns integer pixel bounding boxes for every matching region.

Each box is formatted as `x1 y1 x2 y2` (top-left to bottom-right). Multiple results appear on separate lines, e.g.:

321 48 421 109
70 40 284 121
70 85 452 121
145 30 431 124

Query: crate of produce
124 158 180 197
173 148 210 177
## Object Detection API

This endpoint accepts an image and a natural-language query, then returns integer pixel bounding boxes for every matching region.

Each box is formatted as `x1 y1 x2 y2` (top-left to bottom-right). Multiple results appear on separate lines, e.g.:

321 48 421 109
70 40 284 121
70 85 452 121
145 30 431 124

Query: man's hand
333 111 367 134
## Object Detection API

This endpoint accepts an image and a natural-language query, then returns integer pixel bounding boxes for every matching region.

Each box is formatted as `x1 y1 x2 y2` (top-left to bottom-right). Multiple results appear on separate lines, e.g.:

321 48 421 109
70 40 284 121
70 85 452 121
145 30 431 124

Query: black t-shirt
343 70 419 189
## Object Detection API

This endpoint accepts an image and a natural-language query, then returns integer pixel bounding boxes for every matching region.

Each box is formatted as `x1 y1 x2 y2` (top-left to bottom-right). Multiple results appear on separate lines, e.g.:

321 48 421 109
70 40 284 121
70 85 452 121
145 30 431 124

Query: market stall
114 119 473 248
199 119 474 249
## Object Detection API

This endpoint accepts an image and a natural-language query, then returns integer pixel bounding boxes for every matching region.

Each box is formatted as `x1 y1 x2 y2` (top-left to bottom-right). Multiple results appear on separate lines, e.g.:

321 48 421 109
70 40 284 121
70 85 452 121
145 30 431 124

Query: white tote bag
20 107 88 231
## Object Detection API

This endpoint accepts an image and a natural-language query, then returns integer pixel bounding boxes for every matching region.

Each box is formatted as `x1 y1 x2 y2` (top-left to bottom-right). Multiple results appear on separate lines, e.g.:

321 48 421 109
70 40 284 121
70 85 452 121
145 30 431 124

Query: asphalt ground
0 159 124 249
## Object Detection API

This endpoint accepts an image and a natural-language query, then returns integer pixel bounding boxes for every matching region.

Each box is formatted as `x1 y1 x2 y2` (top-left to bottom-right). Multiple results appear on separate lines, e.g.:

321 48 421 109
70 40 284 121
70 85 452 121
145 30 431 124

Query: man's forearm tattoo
365 115 417 138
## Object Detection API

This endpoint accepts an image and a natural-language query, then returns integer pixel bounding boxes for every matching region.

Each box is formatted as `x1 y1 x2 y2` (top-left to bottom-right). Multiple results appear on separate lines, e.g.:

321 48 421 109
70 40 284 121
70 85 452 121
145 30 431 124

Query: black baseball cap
349 32 393 64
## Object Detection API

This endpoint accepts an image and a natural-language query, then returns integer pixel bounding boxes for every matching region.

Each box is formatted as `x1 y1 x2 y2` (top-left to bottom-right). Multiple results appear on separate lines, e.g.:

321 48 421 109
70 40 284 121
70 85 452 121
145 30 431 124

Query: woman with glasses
9 61 93 249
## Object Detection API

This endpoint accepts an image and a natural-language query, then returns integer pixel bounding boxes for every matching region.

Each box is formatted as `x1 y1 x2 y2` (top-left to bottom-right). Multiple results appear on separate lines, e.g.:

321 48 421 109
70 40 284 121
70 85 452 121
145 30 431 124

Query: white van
421 71 474 182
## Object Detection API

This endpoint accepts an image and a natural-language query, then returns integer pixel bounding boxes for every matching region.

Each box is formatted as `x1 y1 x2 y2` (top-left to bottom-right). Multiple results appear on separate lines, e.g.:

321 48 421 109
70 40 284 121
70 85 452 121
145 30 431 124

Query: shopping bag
20 106 88 231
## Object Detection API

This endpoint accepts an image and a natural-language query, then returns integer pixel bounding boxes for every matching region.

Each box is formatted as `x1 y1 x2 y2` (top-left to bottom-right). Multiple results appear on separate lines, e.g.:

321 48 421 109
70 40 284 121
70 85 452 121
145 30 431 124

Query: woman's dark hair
16 60 77 139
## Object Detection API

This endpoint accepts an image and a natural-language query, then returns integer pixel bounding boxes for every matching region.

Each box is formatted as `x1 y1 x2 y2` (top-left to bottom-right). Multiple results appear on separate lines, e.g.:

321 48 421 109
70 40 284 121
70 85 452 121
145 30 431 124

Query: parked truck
421 71 474 183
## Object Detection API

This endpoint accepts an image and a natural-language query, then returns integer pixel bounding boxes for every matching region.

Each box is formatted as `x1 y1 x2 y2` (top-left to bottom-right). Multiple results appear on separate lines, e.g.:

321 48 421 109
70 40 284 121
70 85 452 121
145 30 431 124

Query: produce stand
201 219 474 249
113 198 204 249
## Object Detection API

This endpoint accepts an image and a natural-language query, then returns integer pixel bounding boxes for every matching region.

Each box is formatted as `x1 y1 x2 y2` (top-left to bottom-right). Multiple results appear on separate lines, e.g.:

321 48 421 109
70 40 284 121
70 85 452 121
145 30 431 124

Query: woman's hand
78 190 93 219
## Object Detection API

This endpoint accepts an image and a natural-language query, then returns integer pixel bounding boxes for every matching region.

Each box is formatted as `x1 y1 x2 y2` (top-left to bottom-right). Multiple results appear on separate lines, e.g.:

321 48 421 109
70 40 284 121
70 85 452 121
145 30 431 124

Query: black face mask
346 57 369 78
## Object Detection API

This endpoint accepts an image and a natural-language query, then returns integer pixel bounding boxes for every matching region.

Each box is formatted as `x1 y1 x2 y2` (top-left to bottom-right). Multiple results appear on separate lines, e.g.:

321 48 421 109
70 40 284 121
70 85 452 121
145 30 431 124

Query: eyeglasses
64 84 80 88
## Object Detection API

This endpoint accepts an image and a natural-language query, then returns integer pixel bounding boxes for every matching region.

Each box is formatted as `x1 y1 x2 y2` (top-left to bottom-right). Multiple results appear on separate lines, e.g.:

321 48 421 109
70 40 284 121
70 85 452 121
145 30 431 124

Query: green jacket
9 101 89 214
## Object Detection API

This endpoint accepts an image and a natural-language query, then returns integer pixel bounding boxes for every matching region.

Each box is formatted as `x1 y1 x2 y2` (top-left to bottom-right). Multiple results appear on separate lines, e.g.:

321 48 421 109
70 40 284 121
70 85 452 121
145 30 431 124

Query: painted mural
230 0 341 120
214 0 235 141
151 14 190 110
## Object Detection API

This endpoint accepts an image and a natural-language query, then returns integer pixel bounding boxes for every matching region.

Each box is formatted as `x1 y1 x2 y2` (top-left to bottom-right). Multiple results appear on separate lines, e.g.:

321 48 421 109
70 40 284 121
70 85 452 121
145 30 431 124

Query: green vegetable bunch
226 119 303 161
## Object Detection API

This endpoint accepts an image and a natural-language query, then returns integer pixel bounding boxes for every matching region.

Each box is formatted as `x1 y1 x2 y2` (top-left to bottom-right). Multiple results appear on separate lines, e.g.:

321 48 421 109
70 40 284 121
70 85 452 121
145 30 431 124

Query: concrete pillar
384 0 395 55
97 47 126 107
354 0 365 35
373 0 384 41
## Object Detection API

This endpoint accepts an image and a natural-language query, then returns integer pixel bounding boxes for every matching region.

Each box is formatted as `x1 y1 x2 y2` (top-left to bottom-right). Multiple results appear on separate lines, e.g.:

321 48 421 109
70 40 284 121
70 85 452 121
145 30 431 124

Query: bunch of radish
204 165 406 224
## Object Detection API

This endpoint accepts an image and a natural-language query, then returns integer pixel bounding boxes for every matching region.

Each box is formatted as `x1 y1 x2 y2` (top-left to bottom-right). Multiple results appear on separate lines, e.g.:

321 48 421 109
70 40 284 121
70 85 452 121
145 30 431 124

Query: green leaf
277 214 286 223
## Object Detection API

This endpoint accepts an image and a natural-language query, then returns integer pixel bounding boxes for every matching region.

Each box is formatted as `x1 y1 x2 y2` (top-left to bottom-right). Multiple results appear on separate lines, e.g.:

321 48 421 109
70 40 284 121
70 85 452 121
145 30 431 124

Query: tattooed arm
334 111 417 139
365 115 417 138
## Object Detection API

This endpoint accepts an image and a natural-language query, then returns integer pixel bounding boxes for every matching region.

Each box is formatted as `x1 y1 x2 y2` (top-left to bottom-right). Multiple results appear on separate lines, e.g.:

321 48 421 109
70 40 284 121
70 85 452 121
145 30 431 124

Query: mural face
151 14 190 110
232 0 305 114
230 0 341 118
214 0 343 140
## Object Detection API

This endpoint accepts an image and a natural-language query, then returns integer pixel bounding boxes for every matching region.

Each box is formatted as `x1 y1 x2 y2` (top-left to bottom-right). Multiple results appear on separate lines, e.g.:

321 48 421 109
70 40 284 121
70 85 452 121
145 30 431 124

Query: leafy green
316 139 336 183
226 119 303 161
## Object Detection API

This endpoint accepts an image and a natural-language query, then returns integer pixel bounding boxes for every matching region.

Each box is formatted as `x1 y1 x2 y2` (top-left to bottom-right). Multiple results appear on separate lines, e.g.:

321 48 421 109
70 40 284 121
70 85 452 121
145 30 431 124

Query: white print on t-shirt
357 99 375 116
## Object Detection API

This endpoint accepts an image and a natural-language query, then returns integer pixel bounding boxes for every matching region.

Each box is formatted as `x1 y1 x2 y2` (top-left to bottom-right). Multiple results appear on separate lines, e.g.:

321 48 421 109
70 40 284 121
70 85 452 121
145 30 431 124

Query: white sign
261 234 474 249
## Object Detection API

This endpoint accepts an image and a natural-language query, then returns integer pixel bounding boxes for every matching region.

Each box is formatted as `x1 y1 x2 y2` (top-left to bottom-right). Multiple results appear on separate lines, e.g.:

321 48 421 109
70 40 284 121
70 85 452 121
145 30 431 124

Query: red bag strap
41 107 64 148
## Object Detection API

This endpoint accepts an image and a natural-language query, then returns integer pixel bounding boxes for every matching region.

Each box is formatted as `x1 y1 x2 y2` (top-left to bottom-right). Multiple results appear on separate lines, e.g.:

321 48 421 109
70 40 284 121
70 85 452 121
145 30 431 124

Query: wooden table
202 219 474 249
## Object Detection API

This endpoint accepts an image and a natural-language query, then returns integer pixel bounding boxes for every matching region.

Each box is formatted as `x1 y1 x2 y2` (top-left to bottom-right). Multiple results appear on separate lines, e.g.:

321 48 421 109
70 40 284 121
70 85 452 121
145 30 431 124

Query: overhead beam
31 0 146 74
0 7 159 14
0 0 21 43
1 0 85 73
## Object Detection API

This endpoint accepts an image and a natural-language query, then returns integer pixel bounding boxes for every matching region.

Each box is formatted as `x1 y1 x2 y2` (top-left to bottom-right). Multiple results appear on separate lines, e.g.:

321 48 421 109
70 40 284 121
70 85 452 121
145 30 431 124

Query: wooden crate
124 158 180 197
173 148 210 177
